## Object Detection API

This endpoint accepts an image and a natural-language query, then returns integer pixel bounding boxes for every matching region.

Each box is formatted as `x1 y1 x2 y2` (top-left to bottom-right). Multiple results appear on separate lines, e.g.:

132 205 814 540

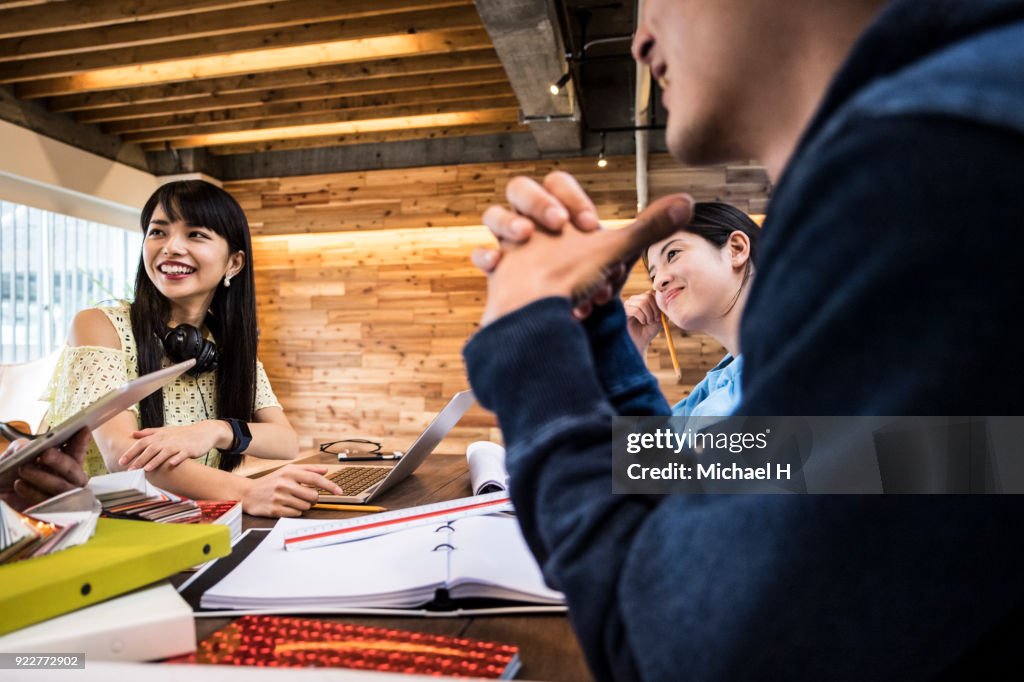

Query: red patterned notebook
171 615 521 678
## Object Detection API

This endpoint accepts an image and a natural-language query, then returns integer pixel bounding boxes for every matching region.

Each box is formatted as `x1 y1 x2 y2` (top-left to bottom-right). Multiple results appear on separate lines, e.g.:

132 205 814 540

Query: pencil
660 312 683 381
312 503 388 512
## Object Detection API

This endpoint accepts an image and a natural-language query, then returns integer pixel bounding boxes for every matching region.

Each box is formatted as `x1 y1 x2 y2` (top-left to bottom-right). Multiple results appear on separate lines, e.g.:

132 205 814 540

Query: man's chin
666 120 736 167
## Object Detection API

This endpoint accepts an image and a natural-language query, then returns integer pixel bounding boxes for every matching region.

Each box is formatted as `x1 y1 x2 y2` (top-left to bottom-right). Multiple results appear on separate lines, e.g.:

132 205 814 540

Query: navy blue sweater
465 1 1024 679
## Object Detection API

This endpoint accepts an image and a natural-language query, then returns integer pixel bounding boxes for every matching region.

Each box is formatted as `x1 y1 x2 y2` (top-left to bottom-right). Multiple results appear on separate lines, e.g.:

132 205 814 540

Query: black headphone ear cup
163 326 194 363
162 325 217 374
194 339 219 374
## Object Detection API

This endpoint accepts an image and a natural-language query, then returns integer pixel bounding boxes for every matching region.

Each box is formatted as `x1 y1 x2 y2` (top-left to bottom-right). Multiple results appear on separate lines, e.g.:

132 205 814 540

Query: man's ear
728 231 751 270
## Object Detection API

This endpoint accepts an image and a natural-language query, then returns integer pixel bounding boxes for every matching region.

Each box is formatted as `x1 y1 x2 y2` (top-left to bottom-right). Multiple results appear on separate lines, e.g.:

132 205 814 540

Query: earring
223 274 232 288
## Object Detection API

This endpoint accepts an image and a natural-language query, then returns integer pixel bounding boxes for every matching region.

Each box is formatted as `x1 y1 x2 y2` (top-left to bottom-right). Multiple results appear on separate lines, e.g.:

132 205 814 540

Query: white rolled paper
467 441 509 495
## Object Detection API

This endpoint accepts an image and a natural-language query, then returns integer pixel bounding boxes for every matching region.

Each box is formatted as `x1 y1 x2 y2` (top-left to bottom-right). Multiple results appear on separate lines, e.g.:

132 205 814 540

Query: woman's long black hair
131 180 257 472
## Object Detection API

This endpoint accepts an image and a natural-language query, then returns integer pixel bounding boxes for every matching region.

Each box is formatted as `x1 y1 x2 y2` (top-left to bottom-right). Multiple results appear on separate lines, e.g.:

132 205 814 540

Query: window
0 201 142 363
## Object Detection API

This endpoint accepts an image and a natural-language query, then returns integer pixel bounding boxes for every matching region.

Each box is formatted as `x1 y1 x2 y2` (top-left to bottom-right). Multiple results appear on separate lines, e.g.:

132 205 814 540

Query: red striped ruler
283 492 513 551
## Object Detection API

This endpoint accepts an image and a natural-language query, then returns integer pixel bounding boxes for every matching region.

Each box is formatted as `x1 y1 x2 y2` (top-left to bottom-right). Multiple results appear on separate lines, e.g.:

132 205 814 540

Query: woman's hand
118 420 231 472
241 464 344 518
624 291 664 354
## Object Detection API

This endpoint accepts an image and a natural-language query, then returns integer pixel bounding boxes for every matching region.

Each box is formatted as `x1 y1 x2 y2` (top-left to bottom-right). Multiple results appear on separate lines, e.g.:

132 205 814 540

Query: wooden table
196 452 593 681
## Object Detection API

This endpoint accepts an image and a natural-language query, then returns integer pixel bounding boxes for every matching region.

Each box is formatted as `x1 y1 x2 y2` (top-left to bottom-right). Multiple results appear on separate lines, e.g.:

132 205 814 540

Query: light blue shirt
671 354 743 418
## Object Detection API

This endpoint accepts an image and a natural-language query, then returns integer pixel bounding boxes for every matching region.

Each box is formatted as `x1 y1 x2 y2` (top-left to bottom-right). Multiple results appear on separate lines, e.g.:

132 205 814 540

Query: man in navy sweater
464 0 1024 679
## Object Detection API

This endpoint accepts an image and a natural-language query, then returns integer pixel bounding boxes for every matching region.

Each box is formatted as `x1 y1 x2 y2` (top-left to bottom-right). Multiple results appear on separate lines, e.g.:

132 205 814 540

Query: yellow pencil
660 312 683 381
312 503 388 512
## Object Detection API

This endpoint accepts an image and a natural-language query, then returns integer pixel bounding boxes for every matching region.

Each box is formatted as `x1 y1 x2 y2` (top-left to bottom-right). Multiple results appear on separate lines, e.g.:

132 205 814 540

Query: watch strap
220 417 252 456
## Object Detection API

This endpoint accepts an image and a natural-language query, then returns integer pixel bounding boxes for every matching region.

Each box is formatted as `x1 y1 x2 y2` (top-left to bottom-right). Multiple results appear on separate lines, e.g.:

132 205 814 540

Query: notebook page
201 518 447 610
446 516 565 604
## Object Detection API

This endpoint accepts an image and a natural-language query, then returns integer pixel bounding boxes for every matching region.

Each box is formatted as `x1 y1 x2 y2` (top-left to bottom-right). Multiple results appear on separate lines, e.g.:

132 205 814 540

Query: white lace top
43 300 280 476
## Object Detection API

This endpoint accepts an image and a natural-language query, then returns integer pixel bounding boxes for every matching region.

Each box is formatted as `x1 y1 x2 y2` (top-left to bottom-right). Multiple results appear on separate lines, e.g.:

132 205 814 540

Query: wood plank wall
225 154 771 453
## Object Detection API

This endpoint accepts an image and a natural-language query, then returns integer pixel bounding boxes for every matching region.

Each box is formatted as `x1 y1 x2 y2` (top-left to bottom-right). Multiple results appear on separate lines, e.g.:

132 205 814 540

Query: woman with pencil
44 180 344 516
624 202 759 418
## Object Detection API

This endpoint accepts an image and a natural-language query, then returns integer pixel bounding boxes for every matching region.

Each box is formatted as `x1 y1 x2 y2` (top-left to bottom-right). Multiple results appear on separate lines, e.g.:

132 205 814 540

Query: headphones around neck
162 324 219 376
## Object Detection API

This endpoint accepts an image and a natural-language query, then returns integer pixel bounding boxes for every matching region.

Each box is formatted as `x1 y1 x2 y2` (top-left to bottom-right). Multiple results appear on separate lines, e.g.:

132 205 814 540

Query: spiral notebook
181 515 564 617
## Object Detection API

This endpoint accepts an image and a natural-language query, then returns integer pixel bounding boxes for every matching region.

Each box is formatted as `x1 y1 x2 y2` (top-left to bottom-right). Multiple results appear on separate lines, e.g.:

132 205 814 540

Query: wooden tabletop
195 452 593 681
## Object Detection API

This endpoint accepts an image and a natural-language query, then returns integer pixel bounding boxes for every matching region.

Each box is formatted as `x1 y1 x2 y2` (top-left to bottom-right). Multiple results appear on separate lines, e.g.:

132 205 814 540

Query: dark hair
130 180 257 472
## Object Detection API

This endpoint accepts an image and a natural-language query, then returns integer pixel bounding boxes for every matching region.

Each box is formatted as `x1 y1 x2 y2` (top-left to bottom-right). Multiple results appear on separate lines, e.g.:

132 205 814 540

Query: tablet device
0 358 195 476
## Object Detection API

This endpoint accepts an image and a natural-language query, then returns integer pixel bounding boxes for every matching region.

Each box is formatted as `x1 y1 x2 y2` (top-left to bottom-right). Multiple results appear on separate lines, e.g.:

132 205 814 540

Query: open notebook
187 515 564 616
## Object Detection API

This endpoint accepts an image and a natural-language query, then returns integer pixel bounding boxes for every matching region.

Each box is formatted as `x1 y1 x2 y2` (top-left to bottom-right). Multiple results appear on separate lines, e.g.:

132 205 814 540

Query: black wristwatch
220 418 252 456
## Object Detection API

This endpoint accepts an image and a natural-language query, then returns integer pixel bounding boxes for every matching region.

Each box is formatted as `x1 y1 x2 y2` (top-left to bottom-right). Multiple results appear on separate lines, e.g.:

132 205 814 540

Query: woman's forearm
244 422 299 460
193 418 299 460
146 458 252 501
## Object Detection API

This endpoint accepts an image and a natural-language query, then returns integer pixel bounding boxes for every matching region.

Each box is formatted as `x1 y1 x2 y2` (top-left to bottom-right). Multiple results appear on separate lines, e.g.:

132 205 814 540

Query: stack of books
99 488 202 523
91 470 199 522
89 471 242 541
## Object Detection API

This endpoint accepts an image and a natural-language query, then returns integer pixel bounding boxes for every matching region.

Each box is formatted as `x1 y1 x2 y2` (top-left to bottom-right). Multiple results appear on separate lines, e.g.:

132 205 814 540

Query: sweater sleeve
580 299 671 416
464 296 656 680
464 295 1024 681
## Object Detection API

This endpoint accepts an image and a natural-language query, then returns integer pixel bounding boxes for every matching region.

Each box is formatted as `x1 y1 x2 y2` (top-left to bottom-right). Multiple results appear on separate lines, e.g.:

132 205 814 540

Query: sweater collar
782 0 1024 180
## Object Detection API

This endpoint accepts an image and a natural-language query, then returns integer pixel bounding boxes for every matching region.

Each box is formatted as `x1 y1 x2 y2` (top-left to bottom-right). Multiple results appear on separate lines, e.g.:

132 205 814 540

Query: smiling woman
626 201 760 418
41 180 344 518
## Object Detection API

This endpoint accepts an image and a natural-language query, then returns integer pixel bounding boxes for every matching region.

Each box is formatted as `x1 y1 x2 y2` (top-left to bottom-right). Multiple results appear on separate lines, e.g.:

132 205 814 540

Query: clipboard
0 359 195 477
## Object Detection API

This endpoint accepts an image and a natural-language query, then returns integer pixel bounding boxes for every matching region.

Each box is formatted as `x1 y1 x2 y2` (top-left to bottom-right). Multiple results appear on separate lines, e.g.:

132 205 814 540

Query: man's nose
632 25 654 63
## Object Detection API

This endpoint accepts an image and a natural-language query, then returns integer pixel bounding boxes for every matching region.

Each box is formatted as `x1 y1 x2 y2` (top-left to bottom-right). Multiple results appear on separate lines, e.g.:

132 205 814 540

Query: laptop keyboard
324 466 390 495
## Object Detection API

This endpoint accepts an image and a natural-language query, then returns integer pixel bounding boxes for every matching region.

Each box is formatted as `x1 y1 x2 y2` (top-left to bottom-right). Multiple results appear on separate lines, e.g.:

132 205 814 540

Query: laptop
0 359 196 477
318 390 475 504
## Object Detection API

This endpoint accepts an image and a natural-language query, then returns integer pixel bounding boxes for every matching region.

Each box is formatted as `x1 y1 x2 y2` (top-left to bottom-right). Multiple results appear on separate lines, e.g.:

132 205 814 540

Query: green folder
0 518 230 635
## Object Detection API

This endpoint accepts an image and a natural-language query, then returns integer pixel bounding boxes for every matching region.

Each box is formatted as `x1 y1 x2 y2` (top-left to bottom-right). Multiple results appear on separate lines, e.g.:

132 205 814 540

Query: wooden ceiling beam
15 30 492 99
122 101 520 145
0 0 471 62
0 5 483 84
195 122 528 155
46 43 497 109
0 1 272 39
0 0 50 8
103 84 515 134
144 108 524 149
78 67 509 123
